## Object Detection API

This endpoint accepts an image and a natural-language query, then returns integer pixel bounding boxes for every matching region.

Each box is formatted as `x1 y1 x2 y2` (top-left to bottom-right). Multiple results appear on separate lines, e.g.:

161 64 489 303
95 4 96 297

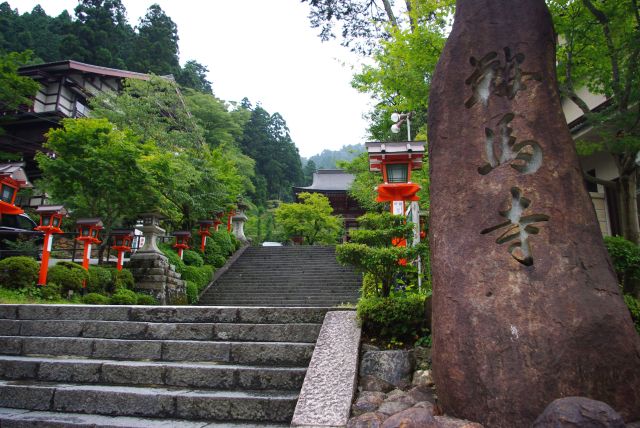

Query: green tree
131 4 180 75
549 0 640 244
36 117 157 242
275 192 341 245
177 60 213 93
336 212 423 297
0 50 39 113
302 159 317 186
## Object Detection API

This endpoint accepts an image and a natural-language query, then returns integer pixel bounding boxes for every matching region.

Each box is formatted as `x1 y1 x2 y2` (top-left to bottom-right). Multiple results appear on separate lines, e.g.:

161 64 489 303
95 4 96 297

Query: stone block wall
127 252 186 305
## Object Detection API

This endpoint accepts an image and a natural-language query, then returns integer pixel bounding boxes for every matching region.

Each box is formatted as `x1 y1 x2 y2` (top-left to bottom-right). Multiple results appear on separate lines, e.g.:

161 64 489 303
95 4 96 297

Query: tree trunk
616 169 640 245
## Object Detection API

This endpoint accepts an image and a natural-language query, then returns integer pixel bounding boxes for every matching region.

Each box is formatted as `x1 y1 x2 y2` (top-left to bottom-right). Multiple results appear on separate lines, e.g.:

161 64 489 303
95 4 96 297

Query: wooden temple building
293 169 365 239
0 60 150 205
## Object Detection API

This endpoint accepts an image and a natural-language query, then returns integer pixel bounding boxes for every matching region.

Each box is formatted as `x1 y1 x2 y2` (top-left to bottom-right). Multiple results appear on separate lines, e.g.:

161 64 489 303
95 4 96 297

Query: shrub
357 293 427 344
110 288 138 305
604 236 640 294
47 261 89 293
40 283 62 300
82 292 110 305
159 243 186 272
624 295 640 334
113 268 134 290
0 256 39 289
136 293 158 305
183 250 203 267
86 266 113 294
186 281 198 304
181 265 214 293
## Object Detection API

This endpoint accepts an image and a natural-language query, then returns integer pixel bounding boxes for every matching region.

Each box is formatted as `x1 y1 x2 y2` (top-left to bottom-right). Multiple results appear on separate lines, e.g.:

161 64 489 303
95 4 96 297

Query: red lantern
173 231 191 259
35 205 67 286
0 163 32 216
197 220 214 253
111 229 134 271
76 218 103 285
226 210 236 232
213 211 224 232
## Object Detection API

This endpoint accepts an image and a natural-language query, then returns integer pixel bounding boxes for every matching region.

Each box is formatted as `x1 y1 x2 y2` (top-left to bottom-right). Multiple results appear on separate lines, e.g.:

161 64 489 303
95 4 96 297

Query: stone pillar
427 1 640 426
127 213 186 305
231 204 249 243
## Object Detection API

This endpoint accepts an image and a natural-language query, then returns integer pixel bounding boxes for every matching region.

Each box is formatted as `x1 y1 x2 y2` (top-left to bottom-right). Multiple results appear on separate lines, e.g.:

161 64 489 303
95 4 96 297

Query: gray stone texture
381 407 435 428
0 320 19 335
360 350 415 388
427 0 640 425
127 251 186 305
358 375 396 393
291 311 361 427
0 383 54 411
162 340 230 362
230 342 313 366
347 412 387 428
532 397 626 428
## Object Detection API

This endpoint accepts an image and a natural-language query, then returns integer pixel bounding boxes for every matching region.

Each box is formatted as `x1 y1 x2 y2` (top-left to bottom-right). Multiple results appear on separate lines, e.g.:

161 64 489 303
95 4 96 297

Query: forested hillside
0 0 304 210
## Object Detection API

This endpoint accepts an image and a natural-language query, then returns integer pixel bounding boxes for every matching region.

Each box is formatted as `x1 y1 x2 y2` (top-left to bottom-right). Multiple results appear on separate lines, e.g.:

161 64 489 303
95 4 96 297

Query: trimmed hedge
0 256 39 289
47 261 89 294
357 293 427 344
110 288 138 305
82 292 110 305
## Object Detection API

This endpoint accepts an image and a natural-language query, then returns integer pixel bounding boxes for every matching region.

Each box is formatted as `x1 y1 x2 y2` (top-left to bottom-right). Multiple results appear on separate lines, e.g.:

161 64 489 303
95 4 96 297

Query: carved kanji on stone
481 187 549 266
465 47 541 108
478 113 543 175
428 1 640 426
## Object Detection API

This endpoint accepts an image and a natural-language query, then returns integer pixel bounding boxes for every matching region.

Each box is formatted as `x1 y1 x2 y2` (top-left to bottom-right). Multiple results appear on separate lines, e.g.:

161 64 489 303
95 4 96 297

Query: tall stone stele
427 0 640 426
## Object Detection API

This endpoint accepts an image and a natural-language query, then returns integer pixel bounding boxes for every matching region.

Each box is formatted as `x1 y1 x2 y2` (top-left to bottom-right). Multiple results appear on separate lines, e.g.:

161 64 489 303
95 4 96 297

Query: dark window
386 164 408 183
584 169 598 193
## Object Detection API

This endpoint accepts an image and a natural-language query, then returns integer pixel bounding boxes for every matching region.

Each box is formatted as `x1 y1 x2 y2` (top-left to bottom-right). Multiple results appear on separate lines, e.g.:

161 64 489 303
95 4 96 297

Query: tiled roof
294 169 355 192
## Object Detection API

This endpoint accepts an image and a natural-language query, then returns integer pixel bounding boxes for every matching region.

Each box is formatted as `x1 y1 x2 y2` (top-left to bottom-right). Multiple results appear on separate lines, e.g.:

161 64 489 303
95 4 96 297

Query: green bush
181 265 214 292
40 283 62 300
186 281 198 304
624 295 640 334
86 266 113 294
203 231 238 266
112 268 134 290
357 293 427 345
0 256 39 289
47 261 89 293
604 236 640 293
136 293 158 305
110 288 138 305
159 243 186 272
82 292 110 305
183 250 204 267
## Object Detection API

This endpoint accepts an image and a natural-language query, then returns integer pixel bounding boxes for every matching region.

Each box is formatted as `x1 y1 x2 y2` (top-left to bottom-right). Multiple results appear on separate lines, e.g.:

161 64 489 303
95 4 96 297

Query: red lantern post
173 231 191 259
366 141 425 251
0 163 32 216
34 205 67 286
226 210 235 232
197 220 214 253
76 218 103 287
213 211 223 232
111 229 134 271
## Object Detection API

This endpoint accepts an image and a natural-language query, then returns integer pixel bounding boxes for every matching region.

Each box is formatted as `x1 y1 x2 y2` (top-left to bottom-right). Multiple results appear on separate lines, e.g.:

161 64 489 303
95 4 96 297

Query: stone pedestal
427 0 640 426
127 213 186 305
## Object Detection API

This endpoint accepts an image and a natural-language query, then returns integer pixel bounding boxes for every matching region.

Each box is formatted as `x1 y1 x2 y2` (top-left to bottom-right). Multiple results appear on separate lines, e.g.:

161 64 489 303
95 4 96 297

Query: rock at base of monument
360 350 416 388
359 375 396 393
532 397 626 428
432 415 484 428
347 411 387 428
381 407 435 428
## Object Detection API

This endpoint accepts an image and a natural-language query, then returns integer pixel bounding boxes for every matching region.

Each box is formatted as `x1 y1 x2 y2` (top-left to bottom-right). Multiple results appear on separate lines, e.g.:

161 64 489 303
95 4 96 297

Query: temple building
293 169 365 239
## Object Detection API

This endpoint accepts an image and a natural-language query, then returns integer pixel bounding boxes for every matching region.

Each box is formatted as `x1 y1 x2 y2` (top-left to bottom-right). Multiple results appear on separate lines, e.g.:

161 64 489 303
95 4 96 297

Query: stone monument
127 212 186 305
427 0 640 426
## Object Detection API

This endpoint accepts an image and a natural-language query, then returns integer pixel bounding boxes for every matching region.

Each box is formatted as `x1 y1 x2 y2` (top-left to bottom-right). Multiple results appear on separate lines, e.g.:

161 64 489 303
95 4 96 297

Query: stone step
0 380 298 422
0 336 314 365
0 320 321 343
0 305 329 324
198 300 356 307
0 356 306 391
0 408 290 428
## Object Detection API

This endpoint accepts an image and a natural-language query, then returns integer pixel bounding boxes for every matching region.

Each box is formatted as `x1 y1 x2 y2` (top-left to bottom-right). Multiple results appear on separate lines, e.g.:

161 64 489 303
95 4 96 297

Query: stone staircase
198 246 361 307
0 304 329 427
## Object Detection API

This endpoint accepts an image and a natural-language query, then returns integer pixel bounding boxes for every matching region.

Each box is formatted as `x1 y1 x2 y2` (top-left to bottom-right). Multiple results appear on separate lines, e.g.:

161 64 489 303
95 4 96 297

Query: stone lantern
35 205 67 286
197 219 214 252
76 218 103 286
137 212 166 254
111 229 134 271
0 163 32 215
173 231 191 259
231 202 249 243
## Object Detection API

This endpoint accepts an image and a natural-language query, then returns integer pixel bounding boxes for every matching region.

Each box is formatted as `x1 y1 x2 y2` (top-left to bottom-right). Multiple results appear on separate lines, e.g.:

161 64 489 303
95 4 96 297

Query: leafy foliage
109 287 137 305
337 212 424 297
275 192 341 244
357 292 427 345
624 295 640 334
0 256 39 289
0 50 39 112
604 235 640 295
82 292 110 305
47 261 89 293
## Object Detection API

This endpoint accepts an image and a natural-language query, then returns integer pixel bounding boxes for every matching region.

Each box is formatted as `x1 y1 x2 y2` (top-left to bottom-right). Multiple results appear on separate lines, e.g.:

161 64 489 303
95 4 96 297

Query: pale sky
13 0 373 158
